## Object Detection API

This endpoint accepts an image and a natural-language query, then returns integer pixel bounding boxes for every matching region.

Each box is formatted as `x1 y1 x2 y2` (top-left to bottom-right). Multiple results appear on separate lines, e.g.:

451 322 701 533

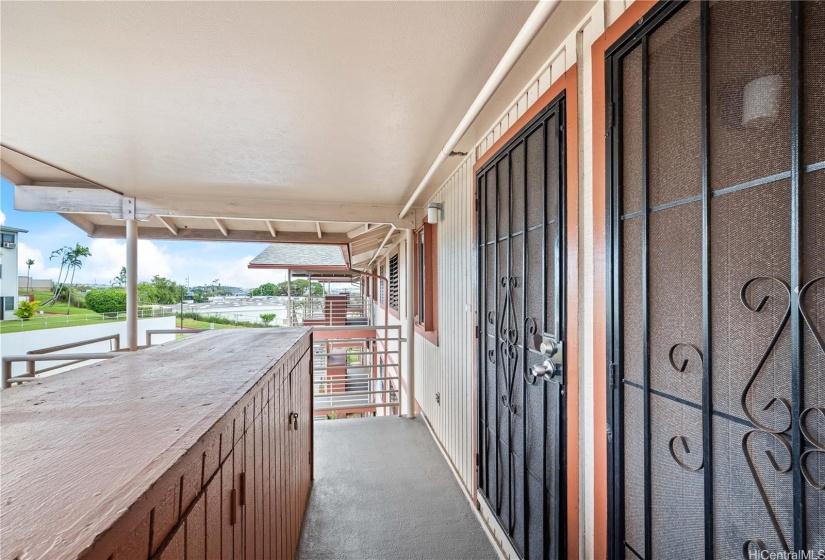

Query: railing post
2 359 11 390
287 269 293 327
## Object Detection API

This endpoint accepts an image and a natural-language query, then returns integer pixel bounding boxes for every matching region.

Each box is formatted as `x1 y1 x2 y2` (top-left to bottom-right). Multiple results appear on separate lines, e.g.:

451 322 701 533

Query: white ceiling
1 1 537 208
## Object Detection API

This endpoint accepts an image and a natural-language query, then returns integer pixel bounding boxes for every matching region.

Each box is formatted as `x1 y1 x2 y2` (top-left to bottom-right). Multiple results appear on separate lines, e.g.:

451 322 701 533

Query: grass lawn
1 313 122 334
18 290 95 316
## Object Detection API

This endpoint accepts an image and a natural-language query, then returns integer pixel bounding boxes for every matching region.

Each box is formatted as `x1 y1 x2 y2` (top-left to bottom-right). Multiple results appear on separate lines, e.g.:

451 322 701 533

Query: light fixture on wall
427 203 443 224
742 74 782 127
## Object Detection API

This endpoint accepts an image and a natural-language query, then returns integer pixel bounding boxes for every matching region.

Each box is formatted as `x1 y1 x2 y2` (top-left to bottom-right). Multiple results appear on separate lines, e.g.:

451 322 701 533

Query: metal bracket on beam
120 197 136 221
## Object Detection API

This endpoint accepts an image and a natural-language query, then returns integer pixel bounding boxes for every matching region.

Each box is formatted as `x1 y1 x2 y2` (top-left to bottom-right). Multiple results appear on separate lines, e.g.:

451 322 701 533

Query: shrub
85 288 127 313
260 313 276 326
14 300 40 319
175 312 261 328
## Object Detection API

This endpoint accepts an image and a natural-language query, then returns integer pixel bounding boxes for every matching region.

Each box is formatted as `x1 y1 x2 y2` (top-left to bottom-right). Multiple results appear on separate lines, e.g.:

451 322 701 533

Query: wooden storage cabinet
0 329 313 560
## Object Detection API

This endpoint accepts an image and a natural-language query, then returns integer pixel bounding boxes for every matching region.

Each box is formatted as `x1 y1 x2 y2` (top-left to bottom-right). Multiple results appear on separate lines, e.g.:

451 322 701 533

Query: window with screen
414 224 437 332
388 254 399 311
378 264 386 305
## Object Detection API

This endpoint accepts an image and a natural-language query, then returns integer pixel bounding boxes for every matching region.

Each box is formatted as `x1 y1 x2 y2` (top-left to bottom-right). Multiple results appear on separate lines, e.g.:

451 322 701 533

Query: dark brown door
477 92 567 560
606 1 825 558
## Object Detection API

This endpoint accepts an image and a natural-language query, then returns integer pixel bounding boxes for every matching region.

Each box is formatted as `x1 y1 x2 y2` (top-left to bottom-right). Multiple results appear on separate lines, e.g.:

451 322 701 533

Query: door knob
531 360 556 378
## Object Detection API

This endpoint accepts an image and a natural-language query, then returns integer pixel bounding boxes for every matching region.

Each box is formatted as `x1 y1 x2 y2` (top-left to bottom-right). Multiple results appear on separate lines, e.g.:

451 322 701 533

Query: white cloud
0 209 5 225
17 242 61 281
15 221 286 289
74 238 173 284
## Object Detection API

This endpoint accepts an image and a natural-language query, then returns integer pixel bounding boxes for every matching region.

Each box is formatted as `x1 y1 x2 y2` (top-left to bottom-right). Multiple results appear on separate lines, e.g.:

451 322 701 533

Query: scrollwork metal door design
606 1 825 558
477 93 566 560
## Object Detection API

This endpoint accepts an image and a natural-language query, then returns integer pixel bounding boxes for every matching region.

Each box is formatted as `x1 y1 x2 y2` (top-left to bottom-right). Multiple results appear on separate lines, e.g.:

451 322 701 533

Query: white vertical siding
375 1 638 557
414 154 476 491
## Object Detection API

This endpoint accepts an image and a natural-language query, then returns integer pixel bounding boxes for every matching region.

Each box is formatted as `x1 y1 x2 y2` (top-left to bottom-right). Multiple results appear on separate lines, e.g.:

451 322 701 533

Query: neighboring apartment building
0 225 27 320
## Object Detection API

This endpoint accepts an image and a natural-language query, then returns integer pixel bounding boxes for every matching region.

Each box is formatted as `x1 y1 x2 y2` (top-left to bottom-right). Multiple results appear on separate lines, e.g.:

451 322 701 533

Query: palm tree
42 247 71 306
112 266 127 287
25 259 34 294
65 244 91 314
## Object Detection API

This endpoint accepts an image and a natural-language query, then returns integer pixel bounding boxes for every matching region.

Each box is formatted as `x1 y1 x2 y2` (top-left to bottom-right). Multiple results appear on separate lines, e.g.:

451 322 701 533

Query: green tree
274 279 324 297
138 276 181 305
250 283 277 296
25 259 34 293
260 313 276 326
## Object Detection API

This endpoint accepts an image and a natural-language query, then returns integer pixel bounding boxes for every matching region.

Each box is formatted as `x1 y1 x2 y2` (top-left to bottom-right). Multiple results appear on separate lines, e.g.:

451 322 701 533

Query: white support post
405 229 416 419
126 219 138 350
287 269 293 326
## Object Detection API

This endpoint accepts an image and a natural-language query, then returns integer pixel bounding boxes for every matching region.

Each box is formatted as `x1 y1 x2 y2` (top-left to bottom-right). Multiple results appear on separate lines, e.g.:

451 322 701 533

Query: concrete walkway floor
297 416 498 560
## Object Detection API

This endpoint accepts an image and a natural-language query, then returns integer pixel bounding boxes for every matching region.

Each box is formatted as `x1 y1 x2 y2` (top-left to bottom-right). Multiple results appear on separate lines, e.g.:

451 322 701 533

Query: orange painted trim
471 65 581 560
562 64 580 560
474 69 573 174
413 323 439 346
590 2 657 558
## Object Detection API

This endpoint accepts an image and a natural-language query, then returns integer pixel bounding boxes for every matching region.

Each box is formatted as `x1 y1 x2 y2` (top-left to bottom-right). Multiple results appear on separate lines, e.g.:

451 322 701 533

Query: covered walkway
297 417 497 560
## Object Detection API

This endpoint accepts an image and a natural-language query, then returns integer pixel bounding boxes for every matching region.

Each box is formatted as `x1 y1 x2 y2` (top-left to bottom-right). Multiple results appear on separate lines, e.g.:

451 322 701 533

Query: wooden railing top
0 328 311 559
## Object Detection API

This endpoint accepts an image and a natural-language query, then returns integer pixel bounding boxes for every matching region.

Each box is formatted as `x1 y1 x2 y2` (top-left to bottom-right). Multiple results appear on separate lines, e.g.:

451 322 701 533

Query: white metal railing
290 295 373 327
145 329 207 346
1 333 124 389
311 325 403 417
1 326 212 389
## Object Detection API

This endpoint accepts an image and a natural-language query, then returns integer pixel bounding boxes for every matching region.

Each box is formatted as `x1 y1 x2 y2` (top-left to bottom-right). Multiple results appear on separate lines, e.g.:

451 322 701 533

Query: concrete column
405 229 416 419
287 269 292 326
126 219 138 350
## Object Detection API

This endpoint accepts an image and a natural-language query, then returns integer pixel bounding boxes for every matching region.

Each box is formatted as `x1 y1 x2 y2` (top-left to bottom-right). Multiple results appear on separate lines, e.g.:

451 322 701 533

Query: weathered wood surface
0 328 311 560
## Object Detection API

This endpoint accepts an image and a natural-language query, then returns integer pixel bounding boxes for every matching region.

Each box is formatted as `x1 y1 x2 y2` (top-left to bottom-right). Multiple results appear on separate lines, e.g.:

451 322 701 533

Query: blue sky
1 179 287 288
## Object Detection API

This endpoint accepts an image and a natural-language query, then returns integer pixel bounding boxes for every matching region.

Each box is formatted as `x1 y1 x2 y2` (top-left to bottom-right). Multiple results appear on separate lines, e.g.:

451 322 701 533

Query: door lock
540 339 559 357
290 412 299 431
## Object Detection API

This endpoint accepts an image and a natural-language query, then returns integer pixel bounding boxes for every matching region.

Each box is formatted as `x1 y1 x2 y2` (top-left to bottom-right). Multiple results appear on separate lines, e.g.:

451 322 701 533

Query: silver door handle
531 360 557 378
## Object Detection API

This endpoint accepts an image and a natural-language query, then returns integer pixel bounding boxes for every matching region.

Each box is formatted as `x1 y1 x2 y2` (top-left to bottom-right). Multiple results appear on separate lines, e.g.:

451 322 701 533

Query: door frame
472 64 579 560
591 2 660 557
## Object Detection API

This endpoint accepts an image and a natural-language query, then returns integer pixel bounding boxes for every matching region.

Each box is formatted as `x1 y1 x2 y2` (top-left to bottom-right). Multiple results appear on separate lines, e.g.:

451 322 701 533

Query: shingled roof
248 244 347 269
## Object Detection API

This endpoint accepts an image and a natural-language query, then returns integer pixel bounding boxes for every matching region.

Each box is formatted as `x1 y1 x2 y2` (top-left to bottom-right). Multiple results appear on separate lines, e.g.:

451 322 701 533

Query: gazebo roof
248 243 348 270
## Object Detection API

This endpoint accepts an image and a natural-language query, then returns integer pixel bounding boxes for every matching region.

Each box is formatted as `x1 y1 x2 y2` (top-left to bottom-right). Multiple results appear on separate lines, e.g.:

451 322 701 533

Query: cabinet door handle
238 472 246 506
290 412 299 431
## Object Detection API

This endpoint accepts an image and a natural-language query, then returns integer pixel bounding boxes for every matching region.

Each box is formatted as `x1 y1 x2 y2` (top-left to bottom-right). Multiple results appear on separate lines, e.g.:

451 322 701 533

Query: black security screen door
606 1 825 558
477 92 566 560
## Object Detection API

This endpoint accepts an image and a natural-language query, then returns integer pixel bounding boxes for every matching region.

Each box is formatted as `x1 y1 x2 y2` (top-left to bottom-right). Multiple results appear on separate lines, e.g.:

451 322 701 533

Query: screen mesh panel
802 0 825 532
609 1 824 558
648 1 702 209
708 1 790 191
803 2 825 167
477 97 566 560
622 48 643 217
